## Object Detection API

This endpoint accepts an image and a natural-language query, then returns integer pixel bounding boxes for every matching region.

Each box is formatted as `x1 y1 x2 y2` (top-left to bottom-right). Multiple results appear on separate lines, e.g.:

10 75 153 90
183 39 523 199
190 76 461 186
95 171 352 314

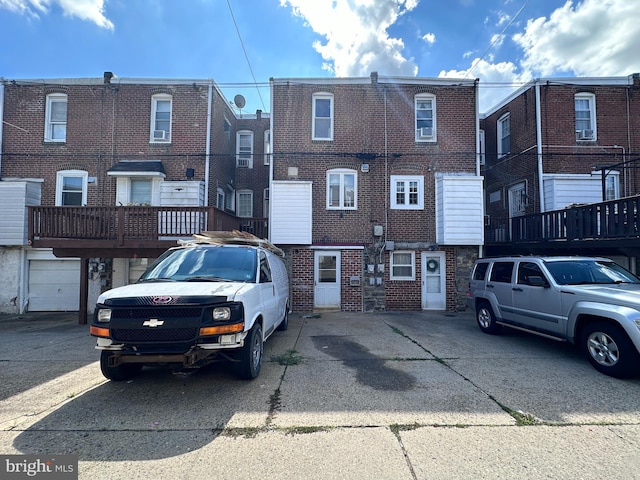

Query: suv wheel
581 322 639 378
237 323 263 379
476 302 502 335
100 351 143 381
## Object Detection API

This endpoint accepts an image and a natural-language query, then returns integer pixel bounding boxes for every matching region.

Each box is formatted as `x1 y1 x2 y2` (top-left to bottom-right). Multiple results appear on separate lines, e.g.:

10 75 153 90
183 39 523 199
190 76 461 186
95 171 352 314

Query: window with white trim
415 94 436 141
497 113 510 158
313 92 333 140
150 94 172 143
391 175 424 209
390 251 415 280
327 169 357 210
237 190 253 217
263 188 269 217
45 93 67 142
217 187 225 210
237 130 253 168
55 170 87 206
264 130 271 165
575 93 596 141
130 178 152 205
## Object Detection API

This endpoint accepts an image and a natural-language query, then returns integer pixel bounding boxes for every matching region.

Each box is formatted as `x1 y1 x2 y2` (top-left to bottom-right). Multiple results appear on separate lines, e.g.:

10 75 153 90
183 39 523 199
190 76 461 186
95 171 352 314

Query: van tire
277 306 289 331
238 323 263 379
476 302 502 335
100 351 143 381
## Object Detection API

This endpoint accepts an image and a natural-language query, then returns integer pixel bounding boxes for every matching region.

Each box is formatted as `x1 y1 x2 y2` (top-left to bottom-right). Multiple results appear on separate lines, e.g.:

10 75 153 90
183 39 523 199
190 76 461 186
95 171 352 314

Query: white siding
160 180 205 206
0 181 42 245
543 174 609 210
436 175 484 245
270 181 312 245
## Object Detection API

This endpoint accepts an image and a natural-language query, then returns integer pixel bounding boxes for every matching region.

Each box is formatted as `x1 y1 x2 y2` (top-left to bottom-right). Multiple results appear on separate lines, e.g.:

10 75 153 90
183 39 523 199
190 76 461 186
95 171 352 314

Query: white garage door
28 259 80 311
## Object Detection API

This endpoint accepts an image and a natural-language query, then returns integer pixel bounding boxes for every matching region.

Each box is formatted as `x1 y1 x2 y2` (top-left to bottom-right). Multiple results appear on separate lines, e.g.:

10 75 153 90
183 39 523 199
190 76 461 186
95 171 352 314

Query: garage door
28 259 80 311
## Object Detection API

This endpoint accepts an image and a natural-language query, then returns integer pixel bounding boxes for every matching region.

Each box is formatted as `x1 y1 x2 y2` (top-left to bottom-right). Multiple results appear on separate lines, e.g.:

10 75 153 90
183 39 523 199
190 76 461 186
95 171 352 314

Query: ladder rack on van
180 230 285 258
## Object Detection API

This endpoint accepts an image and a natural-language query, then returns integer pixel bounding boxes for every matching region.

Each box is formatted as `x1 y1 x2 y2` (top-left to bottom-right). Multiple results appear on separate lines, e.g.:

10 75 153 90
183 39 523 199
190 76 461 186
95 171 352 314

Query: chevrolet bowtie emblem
143 319 164 327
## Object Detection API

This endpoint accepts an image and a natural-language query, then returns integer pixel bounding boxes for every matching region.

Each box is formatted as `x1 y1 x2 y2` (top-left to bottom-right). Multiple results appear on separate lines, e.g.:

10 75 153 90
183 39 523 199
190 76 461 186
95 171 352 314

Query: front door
421 252 446 310
314 251 341 310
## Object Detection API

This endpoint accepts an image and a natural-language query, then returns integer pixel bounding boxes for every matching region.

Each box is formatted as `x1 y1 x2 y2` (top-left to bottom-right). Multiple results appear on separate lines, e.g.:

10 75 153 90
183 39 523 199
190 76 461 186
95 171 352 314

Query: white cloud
513 0 640 77
0 0 113 29
439 58 529 113
422 32 435 44
280 0 418 77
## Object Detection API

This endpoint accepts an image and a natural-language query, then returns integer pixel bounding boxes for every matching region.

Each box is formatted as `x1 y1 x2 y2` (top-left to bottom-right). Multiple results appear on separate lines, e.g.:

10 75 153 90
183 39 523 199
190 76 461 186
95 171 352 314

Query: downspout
535 81 545 212
268 78 274 242
0 81 4 179
204 81 213 206
475 79 483 258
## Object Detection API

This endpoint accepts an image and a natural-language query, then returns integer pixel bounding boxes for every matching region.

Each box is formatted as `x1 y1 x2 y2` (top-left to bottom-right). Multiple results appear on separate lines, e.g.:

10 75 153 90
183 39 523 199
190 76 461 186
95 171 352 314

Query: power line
226 0 267 111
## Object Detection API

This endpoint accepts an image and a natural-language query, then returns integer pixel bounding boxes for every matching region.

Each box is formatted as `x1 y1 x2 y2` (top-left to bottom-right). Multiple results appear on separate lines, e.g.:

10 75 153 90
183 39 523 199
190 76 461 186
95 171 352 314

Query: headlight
212 306 231 321
96 309 112 323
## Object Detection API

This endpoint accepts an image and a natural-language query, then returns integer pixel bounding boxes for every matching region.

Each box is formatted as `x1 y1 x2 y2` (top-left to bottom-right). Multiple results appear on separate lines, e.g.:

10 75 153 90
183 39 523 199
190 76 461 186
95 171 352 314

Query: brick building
481 74 640 265
0 73 268 315
269 73 484 312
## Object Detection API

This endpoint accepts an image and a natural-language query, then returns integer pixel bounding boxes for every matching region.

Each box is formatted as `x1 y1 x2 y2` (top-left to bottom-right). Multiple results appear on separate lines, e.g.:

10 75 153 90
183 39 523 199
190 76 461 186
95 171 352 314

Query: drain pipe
204 81 213 206
535 81 545 212
0 81 4 179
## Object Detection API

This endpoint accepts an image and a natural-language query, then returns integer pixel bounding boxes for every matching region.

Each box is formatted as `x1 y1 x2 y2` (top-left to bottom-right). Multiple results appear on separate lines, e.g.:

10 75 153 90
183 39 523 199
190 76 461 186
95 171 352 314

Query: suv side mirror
528 275 548 287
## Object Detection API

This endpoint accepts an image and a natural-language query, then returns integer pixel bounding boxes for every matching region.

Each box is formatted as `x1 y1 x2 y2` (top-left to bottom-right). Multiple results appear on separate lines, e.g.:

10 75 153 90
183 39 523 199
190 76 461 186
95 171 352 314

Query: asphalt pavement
1 309 640 479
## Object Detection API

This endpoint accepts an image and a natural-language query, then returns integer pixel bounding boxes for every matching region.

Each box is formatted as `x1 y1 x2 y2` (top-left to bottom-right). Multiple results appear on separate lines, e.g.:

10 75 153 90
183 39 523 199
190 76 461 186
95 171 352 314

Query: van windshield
544 260 640 285
138 246 257 283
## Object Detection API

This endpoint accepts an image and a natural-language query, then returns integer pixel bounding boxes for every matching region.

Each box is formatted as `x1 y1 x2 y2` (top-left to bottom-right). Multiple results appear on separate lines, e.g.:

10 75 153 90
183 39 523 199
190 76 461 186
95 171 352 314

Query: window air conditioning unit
153 130 168 140
576 129 594 140
418 127 433 138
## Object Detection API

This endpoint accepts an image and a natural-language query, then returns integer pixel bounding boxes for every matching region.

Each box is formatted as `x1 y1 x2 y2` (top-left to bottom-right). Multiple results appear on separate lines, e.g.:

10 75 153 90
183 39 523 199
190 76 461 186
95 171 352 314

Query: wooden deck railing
486 195 640 244
28 206 268 249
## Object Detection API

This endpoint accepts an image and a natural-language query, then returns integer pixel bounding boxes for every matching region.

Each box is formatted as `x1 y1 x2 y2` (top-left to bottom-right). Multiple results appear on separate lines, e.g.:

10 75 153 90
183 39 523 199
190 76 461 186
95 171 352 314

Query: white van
90 232 290 381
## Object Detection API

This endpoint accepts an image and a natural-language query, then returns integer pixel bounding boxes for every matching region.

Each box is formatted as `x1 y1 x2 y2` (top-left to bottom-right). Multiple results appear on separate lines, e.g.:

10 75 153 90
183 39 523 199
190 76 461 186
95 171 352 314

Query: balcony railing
28 205 268 252
486 195 640 244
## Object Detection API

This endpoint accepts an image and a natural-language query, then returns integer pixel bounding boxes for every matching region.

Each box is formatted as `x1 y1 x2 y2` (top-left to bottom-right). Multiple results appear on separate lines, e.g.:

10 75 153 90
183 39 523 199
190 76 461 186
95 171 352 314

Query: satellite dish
234 94 246 109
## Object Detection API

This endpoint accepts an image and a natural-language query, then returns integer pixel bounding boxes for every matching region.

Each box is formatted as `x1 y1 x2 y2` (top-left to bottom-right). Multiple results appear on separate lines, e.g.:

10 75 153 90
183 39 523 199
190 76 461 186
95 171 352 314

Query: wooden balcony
485 195 640 257
28 205 269 258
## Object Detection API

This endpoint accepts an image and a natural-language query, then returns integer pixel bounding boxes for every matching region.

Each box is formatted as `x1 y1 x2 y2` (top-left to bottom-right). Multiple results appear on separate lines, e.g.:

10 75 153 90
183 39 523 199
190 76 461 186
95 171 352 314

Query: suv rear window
489 262 514 283
473 262 490 280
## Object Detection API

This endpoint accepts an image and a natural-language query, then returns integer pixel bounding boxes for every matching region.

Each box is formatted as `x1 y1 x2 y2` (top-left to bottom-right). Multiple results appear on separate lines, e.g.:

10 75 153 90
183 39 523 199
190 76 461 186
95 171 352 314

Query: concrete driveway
1 310 639 479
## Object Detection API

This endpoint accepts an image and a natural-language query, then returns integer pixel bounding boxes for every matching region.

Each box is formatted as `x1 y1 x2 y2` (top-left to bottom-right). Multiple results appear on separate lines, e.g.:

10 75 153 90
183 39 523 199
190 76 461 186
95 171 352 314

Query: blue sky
1 0 639 113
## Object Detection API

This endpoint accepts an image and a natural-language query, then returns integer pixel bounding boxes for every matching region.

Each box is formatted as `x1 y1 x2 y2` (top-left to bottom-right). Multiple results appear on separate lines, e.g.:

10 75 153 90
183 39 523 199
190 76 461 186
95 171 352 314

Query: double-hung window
55 170 87 206
575 93 596 141
313 92 333 140
237 190 253 217
497 113 510 158
237 131 253 168
151 94 172 143
415 94 436 141
130 178 152 205
327 169 357 210
45 93 67 142
390 251 415 281
264 130 271 165
391 175 424 209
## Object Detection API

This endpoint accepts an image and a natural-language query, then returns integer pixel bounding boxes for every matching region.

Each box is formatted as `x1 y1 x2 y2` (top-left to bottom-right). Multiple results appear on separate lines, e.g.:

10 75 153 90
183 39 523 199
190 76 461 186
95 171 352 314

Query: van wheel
238 323 263 379
581 322 639 378
277 306 289 331
476 302 501 335
100 351 143 381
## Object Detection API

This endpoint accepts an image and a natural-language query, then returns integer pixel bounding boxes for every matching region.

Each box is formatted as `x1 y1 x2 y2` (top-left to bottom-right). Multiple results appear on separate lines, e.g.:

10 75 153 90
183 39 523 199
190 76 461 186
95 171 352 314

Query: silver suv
467 256 640 378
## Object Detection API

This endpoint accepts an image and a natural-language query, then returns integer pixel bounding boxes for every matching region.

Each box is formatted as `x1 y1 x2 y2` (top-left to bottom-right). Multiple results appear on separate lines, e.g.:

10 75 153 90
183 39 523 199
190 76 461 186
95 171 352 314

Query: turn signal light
90 325 110 338
199 323 244 336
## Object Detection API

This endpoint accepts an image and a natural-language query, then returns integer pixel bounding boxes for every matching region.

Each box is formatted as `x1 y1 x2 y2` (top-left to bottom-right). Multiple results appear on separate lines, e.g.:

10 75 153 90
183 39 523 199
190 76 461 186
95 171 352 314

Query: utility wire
464 0 530 80
226 0 267 111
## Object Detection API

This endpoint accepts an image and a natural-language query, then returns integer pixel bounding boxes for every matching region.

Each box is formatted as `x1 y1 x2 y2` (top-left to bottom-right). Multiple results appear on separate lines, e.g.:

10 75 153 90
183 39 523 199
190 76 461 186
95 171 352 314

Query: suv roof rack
179 230 285 258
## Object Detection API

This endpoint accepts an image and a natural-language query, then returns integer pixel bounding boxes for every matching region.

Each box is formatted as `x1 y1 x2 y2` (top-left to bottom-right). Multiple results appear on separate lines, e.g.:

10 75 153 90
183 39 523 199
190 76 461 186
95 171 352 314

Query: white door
314 251 341 309
421 252 446 310
28 259 80 311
